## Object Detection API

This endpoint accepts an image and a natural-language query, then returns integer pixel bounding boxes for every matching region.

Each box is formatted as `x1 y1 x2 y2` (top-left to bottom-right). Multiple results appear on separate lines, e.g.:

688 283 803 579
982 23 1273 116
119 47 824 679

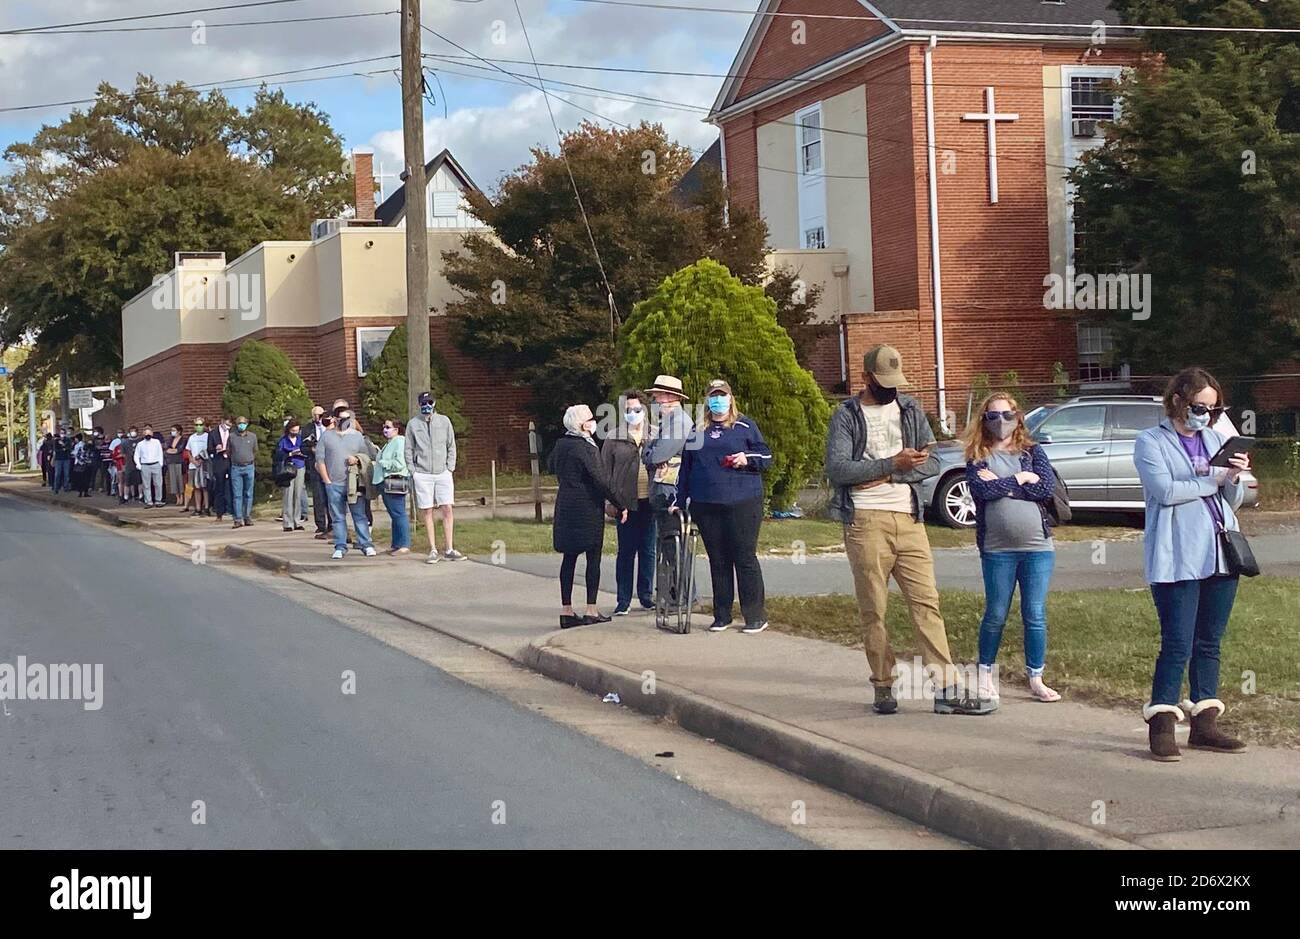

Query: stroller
654 502 698 634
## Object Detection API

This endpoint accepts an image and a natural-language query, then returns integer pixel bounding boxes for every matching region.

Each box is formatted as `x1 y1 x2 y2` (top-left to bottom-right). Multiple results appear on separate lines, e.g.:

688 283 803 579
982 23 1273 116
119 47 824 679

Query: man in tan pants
825 345 992 715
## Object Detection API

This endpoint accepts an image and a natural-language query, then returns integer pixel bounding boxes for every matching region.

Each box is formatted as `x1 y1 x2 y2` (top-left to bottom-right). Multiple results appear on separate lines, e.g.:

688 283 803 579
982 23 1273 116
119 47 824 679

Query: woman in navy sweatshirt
677 379 773 633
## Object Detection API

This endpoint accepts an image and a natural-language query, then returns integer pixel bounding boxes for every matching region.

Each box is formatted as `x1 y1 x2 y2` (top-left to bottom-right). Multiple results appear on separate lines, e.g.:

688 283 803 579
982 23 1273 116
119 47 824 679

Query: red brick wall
734 0 891 102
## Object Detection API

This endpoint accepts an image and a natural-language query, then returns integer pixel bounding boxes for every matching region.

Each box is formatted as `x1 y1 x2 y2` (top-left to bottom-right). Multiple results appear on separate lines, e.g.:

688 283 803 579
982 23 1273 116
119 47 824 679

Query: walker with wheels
654 503 697 635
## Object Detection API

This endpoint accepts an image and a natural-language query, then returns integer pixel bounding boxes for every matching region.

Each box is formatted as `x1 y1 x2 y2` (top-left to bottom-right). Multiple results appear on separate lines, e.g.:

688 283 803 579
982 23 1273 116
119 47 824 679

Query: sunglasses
1187 403 1227 418
983 410 1018 422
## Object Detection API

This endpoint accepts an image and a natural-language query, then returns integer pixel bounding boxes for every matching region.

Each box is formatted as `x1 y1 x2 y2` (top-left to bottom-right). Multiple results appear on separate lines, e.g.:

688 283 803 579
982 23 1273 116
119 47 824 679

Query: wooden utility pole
401 0 430 420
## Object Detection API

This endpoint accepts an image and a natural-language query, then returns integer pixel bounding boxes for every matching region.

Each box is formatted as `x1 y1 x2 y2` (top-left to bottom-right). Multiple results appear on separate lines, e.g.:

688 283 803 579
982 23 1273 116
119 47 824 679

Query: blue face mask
237 422 248 432
625 409 644 426
421 404 435 414
1185 410 1211 432
707 395 730 415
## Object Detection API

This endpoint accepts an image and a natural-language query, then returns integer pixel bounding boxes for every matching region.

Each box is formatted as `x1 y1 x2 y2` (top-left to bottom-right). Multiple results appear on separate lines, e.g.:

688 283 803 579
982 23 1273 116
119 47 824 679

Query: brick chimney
352 149 375 220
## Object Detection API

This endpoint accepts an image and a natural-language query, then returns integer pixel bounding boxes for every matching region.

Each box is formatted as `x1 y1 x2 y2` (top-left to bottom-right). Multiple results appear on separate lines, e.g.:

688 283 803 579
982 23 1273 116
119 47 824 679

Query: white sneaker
425 550 441 564
331 548 345 560
362 546 378 557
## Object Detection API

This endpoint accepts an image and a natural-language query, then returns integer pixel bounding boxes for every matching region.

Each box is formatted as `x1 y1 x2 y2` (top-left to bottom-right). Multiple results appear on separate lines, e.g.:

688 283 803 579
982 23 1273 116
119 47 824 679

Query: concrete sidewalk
7 477 1298 850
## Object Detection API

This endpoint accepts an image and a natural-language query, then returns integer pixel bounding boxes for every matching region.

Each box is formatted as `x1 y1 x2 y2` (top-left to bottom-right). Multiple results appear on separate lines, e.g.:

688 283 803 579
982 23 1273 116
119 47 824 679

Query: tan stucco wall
756 84 873 314
757 119 797 250
822 84 873 312
122 276 182 368
765 248 848 323
1044 65 1069 281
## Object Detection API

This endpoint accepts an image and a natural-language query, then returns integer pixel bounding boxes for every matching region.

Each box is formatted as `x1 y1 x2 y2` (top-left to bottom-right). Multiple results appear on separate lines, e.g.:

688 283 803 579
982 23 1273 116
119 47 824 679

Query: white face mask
625 409 644 426
1185 410 1211 432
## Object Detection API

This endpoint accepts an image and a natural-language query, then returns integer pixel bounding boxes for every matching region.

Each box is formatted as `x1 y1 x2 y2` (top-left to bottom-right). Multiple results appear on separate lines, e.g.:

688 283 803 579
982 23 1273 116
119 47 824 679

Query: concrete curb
2 486 145 529
521 638 1141 851
221 543 338 573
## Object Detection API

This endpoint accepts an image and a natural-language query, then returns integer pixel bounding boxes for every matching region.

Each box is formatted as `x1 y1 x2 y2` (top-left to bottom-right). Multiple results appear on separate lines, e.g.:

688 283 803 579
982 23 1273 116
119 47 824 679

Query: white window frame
1061 66 1123 271
356 326 395 378
795 101 829 250
1076 322 1131 387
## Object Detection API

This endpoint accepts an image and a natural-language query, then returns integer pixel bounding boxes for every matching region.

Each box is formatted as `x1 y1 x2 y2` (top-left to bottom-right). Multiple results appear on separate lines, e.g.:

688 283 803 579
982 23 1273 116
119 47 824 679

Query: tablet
1208 436 1255 468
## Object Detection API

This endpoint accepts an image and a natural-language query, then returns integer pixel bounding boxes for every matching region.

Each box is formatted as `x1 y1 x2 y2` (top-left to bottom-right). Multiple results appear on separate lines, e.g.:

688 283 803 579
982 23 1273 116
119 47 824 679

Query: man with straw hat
643 374 695 609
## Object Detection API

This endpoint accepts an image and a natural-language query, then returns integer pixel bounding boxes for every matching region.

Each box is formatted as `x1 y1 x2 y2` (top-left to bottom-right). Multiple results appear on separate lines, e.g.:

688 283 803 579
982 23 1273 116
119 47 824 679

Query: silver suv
920 395 1260 528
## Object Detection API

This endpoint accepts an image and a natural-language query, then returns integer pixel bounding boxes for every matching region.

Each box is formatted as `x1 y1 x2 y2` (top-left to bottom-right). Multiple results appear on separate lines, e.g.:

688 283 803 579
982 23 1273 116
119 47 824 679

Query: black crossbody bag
1217 494 1260 577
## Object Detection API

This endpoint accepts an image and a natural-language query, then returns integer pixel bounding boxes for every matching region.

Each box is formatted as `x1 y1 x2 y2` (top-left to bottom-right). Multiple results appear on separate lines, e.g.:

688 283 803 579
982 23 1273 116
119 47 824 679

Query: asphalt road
0 493 806 849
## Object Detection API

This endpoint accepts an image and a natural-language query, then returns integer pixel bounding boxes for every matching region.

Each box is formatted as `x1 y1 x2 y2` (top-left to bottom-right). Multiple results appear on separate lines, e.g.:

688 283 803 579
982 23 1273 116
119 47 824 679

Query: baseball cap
863 344 909 388
418 391 435 407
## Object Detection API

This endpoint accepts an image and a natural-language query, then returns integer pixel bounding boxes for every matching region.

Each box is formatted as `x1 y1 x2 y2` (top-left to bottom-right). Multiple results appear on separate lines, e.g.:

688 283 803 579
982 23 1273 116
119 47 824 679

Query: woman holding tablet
1134 367 1252 762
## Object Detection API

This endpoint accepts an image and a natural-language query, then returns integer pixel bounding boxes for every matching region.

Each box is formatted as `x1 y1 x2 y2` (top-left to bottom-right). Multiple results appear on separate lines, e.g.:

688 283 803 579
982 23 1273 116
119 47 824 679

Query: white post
490 459 497 520
923 35 950 435
27 389 37 471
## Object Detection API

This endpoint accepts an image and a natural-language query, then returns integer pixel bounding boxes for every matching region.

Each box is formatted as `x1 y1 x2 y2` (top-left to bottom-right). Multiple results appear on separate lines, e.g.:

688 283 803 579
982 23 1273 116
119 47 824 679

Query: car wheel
935 474 977 529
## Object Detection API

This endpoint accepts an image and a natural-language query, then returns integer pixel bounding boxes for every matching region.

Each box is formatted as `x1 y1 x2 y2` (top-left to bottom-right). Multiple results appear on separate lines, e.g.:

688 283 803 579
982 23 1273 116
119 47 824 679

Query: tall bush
618 259 831 509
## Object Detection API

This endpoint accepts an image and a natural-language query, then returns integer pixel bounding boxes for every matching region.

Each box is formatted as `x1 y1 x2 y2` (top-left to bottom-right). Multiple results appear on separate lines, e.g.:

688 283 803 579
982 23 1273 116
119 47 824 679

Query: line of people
549 351 1254 760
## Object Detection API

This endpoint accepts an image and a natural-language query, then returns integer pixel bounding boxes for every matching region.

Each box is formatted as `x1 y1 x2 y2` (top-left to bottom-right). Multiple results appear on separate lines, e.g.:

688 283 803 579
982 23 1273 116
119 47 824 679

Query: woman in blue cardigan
1135 368 1251 762
677 379 772 634
962 392 1060 707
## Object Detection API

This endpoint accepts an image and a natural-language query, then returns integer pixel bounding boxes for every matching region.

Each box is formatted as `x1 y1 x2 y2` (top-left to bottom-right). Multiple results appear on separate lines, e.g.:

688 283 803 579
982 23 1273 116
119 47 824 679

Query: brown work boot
1186 699 1247 753
1143 704 1183 762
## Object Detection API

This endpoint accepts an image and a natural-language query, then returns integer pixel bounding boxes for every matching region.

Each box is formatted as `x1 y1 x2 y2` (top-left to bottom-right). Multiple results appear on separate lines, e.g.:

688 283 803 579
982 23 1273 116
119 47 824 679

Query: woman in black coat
550 404 626 628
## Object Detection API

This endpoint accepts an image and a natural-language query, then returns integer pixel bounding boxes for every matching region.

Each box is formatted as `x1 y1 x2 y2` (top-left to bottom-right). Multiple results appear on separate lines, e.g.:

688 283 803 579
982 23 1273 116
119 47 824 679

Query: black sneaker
741 621 768 634
872 686 899 715
934 686 998 715
707 620 732 632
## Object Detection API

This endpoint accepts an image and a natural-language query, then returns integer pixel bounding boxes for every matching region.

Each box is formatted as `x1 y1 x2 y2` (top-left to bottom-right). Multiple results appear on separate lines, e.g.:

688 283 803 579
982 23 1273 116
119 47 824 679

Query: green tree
617 259 831 509
357 323 468 445
220 340 313 478
1051 361 1071 400
0 76 353 385
1070 6 1300 396
443 121 773 439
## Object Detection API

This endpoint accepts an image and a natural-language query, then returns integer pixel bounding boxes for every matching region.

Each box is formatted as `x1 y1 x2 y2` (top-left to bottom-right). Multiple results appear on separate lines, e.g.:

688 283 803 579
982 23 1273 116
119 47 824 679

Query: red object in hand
721 454 736 468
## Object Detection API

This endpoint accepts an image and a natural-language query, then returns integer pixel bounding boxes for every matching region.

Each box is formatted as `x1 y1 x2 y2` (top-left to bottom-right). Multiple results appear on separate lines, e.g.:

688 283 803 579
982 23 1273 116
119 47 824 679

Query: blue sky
0 0 755 196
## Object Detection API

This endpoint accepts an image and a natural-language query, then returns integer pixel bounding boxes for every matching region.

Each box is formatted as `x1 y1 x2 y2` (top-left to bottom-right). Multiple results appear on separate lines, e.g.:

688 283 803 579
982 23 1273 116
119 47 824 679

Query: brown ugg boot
1143 704 1184 762
1185 699 1247 753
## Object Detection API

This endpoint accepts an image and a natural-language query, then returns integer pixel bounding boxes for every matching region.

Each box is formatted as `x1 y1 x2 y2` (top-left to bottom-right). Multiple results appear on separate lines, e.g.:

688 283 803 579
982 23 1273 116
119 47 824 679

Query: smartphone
1208 436 1255 468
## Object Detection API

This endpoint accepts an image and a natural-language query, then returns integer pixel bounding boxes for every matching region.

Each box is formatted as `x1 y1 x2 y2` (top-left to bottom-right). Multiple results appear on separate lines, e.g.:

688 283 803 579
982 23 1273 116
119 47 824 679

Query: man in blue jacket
643 374 695 609
825 345 991 716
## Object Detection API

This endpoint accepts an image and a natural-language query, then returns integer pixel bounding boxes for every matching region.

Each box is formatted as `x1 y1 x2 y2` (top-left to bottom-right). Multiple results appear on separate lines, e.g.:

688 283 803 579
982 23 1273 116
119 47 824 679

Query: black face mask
868 377 898 406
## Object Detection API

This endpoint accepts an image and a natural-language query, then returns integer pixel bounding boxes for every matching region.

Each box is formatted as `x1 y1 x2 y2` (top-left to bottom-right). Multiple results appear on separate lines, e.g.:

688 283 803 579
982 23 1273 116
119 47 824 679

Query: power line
559 0 1300 35
0 54 401 114
513 0 621 337
0 0 319 35
12 11 397 36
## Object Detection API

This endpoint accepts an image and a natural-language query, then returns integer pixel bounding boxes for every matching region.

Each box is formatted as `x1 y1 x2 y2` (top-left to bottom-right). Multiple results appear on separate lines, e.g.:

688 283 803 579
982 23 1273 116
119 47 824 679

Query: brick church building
710 0 1151 424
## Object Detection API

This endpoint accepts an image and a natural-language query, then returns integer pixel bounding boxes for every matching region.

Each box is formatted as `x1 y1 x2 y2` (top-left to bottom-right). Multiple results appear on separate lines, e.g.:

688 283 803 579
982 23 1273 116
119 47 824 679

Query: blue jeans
229 463 255 521
327 483 372 552
615 499 656 610
1149 575 1238 706
978 550 1056 676
382 491 410 550
53 459 71 493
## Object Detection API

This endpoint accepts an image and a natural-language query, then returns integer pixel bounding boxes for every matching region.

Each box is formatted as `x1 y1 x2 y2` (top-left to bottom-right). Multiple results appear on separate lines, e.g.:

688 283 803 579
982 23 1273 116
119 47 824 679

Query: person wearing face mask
227 416 259 528
51 427 73 494
675 380 772 633
111 430 126 501
825 345 987 716
642 375 696 611
373 418 412 554
1135 367 1252 762
119 426 143 503
550 404 627 627
406 390 463 564
96 428 115 496
164 425 186 506
316 405 379 559
184 418 210 516
38 433 54 487
133 424 165 507
275 418 307 532
207 415 234 521
72 432 96 497
301 405 331 538
962 393 1060 708
600 390 657 615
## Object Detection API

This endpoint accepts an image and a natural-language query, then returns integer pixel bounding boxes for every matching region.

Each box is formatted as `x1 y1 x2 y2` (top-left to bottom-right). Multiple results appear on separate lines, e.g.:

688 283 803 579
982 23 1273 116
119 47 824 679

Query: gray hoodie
824 393 938 523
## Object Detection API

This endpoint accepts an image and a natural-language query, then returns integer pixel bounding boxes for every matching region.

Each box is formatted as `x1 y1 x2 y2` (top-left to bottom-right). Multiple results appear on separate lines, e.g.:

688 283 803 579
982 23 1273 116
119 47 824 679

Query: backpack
1045 464 1072 524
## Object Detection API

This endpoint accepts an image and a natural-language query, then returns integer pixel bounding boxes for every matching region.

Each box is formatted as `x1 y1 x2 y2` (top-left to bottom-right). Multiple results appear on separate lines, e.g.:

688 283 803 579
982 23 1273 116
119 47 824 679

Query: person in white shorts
407 390 464 563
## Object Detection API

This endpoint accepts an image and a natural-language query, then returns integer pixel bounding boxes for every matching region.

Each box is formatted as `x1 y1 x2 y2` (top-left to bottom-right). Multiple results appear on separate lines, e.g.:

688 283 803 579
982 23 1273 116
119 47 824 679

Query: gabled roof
711 0 1126 118
375 148 483 226
671 139 722 206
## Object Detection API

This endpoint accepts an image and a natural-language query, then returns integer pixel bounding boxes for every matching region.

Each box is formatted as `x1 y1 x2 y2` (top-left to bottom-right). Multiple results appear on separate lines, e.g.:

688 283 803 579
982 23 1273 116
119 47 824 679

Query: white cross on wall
962 86 1019 204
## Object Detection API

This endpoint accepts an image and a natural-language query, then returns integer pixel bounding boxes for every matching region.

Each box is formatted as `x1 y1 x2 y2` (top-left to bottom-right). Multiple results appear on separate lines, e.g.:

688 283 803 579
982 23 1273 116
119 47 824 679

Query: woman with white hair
549 404 627 628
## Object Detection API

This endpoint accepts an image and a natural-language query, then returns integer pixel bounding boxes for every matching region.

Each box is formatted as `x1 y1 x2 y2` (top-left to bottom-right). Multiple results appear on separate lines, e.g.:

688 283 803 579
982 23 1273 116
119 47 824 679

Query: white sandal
1028 676 1061 702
